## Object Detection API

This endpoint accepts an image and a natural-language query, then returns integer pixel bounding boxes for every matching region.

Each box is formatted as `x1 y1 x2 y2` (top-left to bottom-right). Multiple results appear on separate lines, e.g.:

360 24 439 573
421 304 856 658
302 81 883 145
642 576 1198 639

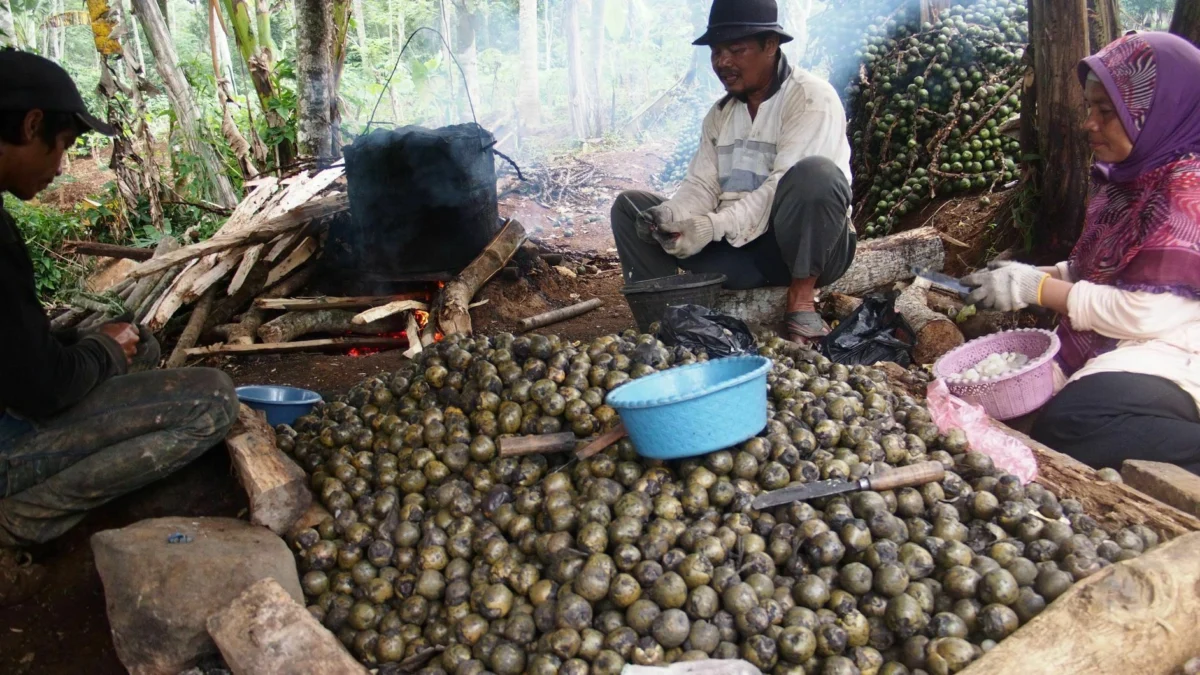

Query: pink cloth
926 380 1038 484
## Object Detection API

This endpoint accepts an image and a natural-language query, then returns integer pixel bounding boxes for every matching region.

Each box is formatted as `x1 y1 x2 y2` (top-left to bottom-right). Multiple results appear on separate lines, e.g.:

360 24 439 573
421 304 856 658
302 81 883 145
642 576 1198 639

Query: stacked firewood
55 164 529 365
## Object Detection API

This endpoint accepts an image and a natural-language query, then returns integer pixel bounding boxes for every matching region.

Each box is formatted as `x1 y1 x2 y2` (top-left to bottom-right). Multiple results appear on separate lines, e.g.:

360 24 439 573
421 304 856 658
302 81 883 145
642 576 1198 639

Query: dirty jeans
0 369 239 546
612 156 857 290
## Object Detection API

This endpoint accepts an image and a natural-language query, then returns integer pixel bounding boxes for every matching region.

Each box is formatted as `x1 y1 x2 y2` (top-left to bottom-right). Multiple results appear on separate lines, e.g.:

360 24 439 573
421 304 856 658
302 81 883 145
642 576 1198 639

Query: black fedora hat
693 0 794 47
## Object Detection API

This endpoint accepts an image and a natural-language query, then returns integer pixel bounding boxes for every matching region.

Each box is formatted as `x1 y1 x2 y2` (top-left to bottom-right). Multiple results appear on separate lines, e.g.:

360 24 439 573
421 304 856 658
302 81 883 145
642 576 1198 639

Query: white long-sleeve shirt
661 60 852 248
1052 280 1200 413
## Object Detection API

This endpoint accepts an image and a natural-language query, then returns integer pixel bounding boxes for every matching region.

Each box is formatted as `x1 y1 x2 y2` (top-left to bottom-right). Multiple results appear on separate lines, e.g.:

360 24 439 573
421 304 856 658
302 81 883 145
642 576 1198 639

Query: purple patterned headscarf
1057 32 1200 374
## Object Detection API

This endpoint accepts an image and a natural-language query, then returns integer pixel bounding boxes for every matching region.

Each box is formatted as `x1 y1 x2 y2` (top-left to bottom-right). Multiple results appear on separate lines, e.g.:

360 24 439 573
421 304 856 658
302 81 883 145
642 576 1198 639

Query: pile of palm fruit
806 0 1027 238
277 332 1157 674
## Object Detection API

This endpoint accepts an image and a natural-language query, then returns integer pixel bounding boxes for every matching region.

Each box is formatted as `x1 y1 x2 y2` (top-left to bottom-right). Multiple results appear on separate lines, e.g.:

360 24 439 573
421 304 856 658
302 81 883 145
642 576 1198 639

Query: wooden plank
227 244 263 296
1122 460 1200 519
184 336 407 357
226 405 313 534
264 237 317 287
352 299 430 326
991 421 1200 539
960 532 1200 675
254 294 428 312
144 257 215 331
207 577 369 675
215 177 281 236
128 193 348 279
264 232 298 263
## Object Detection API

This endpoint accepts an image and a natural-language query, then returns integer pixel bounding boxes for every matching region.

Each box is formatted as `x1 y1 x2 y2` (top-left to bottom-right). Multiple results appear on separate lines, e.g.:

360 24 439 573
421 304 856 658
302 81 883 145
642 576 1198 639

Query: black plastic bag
656 304 756 358
820 294 916 366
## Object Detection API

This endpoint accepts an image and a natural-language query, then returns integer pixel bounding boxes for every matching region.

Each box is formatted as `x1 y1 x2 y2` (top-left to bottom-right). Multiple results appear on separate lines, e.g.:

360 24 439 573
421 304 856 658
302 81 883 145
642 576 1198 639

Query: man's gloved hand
962 260 1050 311
655 215 715 259
635 204 673 244
129 324 161 372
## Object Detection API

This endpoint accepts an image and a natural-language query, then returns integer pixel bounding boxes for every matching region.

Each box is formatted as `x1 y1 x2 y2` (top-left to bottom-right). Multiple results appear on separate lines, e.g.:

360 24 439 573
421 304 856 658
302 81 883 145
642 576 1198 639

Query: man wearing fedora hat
612 0 854 344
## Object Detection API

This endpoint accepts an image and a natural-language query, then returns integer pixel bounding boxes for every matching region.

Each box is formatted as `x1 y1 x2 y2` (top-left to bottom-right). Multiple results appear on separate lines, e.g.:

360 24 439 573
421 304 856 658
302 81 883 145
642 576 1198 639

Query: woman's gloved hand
655 215 715 259
961 260 1050 311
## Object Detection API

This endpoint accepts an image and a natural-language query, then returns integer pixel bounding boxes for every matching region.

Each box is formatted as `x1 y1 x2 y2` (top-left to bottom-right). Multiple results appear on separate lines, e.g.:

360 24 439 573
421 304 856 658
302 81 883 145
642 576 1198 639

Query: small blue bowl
605 355 771 460
236 385 323 428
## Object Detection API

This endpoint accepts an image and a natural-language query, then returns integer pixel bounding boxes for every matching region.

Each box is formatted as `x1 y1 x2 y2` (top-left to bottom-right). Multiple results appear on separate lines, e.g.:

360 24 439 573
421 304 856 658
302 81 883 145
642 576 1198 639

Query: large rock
91 517 302 675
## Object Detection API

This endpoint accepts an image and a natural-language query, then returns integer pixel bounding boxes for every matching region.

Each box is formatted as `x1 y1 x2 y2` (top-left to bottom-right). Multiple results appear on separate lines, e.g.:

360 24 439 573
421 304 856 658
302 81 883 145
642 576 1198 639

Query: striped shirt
662 56 852 248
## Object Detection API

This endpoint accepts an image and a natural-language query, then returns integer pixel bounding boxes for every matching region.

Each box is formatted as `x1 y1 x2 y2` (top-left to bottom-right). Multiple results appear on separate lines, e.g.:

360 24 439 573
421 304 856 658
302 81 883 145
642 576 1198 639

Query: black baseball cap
0 49 116 136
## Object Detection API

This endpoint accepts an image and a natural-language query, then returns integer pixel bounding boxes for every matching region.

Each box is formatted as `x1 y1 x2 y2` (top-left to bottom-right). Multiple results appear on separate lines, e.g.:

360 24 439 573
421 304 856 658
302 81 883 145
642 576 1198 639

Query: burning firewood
438 219 527 336
254 294 428 312
184 336 408 357
351 299 430 326
257 309 407 344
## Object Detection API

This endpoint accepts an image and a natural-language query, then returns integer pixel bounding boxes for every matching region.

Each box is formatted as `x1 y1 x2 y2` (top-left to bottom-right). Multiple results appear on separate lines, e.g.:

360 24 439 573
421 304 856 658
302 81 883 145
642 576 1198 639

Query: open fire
346 305 443 357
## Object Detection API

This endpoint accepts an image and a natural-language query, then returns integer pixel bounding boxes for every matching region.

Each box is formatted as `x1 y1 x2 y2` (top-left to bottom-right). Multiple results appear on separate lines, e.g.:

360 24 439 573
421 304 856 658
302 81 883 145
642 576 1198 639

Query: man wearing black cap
0 50 238 606
612 0 855 344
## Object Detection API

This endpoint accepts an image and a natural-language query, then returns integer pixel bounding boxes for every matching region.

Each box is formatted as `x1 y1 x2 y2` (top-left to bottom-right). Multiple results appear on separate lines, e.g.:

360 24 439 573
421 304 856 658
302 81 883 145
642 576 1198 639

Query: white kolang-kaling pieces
949 351 1030 382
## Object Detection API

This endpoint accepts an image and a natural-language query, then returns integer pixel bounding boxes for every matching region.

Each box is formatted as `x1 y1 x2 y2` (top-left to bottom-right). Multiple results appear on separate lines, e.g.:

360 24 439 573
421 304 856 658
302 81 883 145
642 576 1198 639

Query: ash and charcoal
276 331 1157 674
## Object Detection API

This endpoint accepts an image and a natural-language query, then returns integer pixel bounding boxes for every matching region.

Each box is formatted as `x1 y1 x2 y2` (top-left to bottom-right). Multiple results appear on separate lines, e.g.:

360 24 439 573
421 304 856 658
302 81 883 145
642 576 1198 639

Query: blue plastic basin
605 355 771 460
236 385 323 428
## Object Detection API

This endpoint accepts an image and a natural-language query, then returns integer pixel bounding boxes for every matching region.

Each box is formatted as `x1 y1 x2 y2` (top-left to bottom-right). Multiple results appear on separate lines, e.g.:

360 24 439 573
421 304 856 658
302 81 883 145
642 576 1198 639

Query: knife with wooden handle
752 461 946 509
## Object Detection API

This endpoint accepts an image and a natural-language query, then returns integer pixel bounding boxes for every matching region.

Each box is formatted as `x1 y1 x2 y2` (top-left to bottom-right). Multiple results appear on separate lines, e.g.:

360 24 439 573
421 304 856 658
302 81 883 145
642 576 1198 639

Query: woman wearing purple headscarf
962 32 1200 474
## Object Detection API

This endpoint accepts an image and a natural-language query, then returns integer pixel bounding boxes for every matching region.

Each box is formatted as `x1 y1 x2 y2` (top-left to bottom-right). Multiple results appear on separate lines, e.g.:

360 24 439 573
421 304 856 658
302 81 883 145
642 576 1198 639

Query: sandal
786 310 831 347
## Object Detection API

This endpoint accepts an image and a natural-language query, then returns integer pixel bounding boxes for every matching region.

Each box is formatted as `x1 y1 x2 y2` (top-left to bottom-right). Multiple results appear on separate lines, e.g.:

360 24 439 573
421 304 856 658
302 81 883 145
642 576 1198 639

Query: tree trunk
1172 0 1200 48
0 0 14 48
565 0 589 140
88 0 166 233
48 0 62 61
1027 0 1092 257
1087 0 1120 53
132 0 240 209
543 0 552 72
587 0 606 135
353 0 400 123
294 0 334 160
685 0 708 85
254 0 275 60
330 0 351 157
518 0 540 130
210 0 258 178
221 0 294 165
453 0 481 118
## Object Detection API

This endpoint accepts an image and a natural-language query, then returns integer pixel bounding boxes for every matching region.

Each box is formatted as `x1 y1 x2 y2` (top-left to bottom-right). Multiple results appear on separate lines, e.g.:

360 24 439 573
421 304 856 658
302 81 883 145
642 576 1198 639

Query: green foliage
5 197 89 301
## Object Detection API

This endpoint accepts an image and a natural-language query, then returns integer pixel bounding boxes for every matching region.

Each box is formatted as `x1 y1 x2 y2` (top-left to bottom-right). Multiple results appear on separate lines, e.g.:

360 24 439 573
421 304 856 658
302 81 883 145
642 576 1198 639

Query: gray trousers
0 368 238 546
612 156 856 290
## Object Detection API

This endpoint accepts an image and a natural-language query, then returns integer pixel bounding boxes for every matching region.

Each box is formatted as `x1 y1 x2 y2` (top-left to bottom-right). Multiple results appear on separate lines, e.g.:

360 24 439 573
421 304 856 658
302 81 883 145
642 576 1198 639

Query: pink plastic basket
932 329 1061 421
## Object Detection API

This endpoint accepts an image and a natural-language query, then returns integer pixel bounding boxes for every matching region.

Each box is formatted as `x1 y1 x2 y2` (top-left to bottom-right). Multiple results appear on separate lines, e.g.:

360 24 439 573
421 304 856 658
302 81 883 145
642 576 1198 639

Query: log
500 432 579 457
255 294 428 312
959 532 1200 675
64 240 155 261
1121 460 1200 519
518 298 604 332
226 405 313 535
825 292 863 320
207 577 368 675
147 253 242 331
895 277 964 365
925 287 964 316
165 287 215 369
440 220 527 336
185 336 408 357
351 299 430 326
129 192 349 279
991 421 1200 538
217 268 315 345
826 226 944 296
265 237 317 287
258 309 407 344
50 307 87 331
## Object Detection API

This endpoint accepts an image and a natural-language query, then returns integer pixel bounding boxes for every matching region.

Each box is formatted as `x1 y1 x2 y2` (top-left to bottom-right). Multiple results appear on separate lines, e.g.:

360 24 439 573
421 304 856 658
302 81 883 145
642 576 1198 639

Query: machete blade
752 478 862 509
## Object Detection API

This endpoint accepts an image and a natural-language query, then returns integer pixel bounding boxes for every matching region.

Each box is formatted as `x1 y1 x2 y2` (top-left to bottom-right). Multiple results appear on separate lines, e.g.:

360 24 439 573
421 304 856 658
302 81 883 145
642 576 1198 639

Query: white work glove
636 204 673 244
961 260 1050 311
622 660 763 675
655 215 715 259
